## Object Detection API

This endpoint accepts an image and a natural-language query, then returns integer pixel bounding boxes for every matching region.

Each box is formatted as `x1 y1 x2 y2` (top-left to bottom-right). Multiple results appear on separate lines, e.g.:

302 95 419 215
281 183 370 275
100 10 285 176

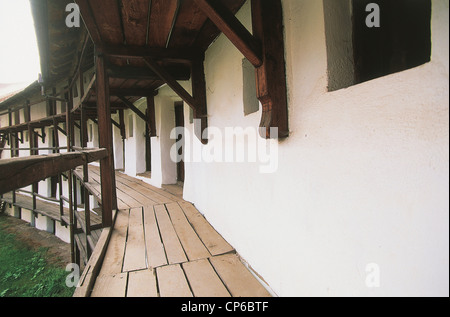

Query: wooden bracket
195 0 289 139
251 0 288 138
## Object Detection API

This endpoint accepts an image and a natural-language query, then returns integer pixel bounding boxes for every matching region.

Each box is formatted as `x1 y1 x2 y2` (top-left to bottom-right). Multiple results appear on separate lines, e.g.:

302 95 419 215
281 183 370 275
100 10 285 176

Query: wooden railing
0 149 110 264
0 149 107 195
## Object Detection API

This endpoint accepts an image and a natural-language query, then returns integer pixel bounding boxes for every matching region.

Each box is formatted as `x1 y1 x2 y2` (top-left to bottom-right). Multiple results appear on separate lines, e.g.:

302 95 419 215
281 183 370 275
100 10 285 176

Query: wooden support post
96 54 117 227
251 0 289 138
67 83 76 265
146 96 157 137
81 105 88 148
191 58 208 144
118 109 126 140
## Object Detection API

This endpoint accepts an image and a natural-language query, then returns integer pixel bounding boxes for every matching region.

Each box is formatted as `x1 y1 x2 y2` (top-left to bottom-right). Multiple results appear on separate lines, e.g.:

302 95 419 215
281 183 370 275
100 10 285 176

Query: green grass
0 220 74 297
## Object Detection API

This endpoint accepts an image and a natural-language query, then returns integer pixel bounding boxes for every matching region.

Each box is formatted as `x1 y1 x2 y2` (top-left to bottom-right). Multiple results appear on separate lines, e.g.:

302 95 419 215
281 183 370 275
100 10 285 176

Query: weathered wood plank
209 254 271 297
122 208 147 272
75 0 103 45
143 206 168 268
127 269 158 297
73 227 112 297
117 173 179 203
166 0 207 48
91 273 128 297
89 167 143 208
182 259 231 297
179 201 234 256
156 264 193 297
97 210 129 276
154 204 187 265
120 0 150 46
88 0 124 45
147 0 179 47
165 202 210 261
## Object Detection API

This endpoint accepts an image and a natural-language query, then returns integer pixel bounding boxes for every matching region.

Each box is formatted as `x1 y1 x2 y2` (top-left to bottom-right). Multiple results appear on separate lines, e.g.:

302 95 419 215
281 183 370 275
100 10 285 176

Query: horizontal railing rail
0 149 107 195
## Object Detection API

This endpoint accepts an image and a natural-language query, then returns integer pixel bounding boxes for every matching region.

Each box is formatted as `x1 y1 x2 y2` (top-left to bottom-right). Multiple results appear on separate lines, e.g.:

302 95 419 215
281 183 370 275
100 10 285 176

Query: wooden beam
143 57 197 110
109 87 159 97
117 96 147 122
98 44 203 62
194 0 262 67
251 0 289 138
96 54 117 227
0 149 108 195
107 64 190 81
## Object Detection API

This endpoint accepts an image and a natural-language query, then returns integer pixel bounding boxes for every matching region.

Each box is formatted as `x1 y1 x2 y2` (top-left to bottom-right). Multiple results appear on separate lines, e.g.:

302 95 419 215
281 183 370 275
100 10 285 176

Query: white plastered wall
181 0 449 296
146 85 188 188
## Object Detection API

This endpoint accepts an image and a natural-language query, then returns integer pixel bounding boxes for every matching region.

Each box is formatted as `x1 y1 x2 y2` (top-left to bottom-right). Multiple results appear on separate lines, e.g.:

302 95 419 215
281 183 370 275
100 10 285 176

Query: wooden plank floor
81 165 271 297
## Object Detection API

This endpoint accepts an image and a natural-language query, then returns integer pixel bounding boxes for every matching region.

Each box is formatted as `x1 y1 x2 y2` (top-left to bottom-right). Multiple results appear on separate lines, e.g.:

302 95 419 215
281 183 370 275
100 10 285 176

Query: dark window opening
353 0 431 84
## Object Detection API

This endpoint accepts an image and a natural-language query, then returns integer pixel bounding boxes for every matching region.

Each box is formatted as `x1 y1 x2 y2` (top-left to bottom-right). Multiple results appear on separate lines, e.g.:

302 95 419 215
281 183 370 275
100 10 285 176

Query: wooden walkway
75 166 271 297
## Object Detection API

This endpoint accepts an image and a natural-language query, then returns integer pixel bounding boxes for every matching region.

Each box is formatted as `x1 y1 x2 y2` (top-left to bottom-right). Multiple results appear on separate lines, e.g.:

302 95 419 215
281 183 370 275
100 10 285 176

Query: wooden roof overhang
74 0 289 140
7 1 289 142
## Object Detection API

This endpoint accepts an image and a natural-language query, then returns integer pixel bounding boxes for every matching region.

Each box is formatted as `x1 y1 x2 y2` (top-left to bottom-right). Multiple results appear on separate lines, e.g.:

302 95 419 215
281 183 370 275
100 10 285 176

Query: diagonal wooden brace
143 56 208 144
